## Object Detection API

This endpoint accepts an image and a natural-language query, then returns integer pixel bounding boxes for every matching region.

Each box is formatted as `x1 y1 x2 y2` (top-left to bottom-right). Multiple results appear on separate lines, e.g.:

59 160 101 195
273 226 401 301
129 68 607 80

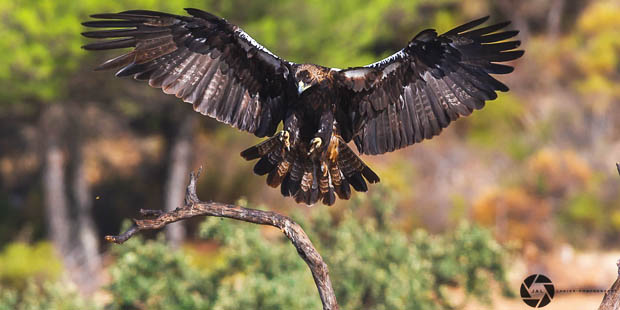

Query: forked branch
599 163 620 309
105 167 339 310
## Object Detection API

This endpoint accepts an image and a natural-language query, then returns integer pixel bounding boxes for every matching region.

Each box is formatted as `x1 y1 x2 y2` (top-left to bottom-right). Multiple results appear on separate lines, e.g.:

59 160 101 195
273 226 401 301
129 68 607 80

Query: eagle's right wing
333 17 523 154
82 8 293 137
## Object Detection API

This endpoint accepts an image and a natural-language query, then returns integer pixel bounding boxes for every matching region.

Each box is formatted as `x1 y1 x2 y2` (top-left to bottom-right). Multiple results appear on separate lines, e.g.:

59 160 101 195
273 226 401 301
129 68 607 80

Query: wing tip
184 8 221 21
475 15 491 24
444 16 490 35
494 20 512 29
512 49 525 59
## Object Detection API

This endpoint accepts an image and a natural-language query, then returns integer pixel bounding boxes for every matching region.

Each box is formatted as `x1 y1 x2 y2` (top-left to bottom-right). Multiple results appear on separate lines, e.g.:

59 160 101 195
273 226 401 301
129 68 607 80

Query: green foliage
0 242 62 289
214 0 421 68
103 195 509 310
200 207 323 310
0 0 191 104
573 0 620 107
564 192 605 228
106 234 214 310
0 0 463 106
466 93 530 159
557 186 620 246
0 281 99 310
309 195 510 310
210 198 510 309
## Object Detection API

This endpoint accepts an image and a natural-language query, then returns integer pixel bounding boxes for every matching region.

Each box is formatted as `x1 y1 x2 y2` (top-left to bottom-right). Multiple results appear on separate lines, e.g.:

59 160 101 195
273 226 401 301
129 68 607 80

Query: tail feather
318 162 331 196
282 157 303 197
240 135 281 160
348 172 368 192
321 162 337 206
253 156 274 175
361 166 380 183
242 134 380 206
267 153 291 188
322 186 336 206
329 161 351 200
311 165 320 204
337 178 352 200
294 166 311 204
295 160 321 205
334 136 380 193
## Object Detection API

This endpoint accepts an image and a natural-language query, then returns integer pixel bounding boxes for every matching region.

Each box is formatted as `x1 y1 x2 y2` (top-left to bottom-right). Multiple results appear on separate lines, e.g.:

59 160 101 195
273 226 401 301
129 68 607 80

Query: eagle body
82 8 524 205
242 63 377 205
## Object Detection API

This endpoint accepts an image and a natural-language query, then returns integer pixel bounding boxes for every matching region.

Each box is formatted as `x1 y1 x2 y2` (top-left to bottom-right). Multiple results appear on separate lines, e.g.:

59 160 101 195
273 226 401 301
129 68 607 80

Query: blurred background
0 0 619 309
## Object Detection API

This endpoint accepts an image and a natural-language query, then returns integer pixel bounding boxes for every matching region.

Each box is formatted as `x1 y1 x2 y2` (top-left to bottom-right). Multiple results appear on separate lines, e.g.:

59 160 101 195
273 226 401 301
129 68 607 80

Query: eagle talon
279 130 291 151
307 137 322 155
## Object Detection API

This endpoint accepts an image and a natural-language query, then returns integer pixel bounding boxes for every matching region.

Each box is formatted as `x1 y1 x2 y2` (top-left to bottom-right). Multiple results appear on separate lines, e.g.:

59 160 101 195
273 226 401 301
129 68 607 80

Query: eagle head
294 64 329 95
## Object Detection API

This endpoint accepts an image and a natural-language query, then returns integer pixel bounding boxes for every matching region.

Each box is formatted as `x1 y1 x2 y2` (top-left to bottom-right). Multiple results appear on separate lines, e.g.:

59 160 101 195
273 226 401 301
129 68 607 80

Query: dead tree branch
105 167 339 310
598 260 620 310
600 164 620 309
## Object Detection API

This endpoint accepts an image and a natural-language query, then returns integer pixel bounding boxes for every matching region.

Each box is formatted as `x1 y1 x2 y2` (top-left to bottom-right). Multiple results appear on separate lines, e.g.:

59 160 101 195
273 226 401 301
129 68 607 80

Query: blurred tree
0 0 193 291
39 105 72 267
164 112 198 248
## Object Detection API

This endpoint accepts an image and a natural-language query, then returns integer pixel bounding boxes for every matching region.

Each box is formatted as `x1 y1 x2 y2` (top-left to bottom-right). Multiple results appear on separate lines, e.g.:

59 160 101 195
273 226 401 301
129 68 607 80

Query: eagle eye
298 70 312 82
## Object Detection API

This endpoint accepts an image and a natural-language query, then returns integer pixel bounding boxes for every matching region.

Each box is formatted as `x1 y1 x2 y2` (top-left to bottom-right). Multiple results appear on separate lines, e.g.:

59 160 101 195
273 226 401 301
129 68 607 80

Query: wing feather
335 17 522 155
82 8 293 137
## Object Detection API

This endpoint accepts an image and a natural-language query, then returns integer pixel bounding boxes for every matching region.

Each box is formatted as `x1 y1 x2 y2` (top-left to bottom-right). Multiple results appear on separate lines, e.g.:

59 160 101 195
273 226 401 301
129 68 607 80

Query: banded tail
240 134 379 206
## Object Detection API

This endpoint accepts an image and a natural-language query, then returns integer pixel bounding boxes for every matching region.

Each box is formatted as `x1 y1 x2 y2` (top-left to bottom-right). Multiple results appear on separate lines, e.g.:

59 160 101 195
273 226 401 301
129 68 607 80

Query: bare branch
105 167 339 310
598 260 620 310
599 166 620 309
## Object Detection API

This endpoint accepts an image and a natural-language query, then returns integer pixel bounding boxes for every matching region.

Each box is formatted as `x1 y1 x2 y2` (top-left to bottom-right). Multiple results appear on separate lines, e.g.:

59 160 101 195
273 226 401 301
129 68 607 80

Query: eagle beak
297 81 311 95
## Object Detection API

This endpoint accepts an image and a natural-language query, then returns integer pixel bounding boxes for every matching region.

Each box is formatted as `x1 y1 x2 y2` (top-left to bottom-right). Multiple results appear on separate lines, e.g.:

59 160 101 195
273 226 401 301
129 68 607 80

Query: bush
0 281 99 310
0 242 62 289
106 234 214 310
105 195 510 310
308 194 511 310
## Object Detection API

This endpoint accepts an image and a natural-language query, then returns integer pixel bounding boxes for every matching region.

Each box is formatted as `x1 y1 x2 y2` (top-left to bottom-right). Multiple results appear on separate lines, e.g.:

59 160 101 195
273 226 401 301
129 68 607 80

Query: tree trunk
70 124 101 292
547 0 565 39
496 0 530 42
164 115 197 248
41 105 72 260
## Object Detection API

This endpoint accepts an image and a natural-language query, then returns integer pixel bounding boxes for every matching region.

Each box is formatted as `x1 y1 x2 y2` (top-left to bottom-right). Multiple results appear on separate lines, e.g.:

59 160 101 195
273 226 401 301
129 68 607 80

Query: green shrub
104 195 510 310
106 234 214 310
0 242 62 289
0 281 99 310
308 194 511 310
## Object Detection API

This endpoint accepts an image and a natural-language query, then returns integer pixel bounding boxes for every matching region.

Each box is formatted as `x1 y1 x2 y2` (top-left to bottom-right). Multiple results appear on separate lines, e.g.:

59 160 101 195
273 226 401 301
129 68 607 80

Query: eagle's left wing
333 17 523 155
82 9 293 138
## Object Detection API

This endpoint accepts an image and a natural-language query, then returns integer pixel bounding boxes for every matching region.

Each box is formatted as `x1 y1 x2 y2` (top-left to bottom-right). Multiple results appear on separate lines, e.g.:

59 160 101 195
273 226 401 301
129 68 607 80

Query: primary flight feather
82 8 523 206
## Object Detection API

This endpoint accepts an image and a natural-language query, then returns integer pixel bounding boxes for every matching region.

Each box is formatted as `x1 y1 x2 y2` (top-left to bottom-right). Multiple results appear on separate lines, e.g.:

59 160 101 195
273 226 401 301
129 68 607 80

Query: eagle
82 8 523 206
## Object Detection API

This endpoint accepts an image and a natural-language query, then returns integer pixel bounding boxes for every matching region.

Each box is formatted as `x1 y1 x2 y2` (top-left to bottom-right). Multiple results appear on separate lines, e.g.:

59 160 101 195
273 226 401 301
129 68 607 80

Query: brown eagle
82 8 523 206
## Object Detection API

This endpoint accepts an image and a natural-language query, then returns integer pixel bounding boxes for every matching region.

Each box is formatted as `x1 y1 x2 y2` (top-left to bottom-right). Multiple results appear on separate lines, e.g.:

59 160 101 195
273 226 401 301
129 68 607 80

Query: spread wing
333 16 524 155
82 8 293 137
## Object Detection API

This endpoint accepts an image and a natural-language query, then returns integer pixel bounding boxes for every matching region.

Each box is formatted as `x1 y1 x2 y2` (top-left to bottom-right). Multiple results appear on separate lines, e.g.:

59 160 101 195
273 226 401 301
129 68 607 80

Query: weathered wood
599 165 620 310
598 260 620 310
106 167 339 310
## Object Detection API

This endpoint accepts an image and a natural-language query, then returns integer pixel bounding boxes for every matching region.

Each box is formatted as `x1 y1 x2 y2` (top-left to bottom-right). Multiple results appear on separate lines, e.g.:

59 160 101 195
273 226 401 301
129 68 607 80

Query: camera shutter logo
520 274 555 308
